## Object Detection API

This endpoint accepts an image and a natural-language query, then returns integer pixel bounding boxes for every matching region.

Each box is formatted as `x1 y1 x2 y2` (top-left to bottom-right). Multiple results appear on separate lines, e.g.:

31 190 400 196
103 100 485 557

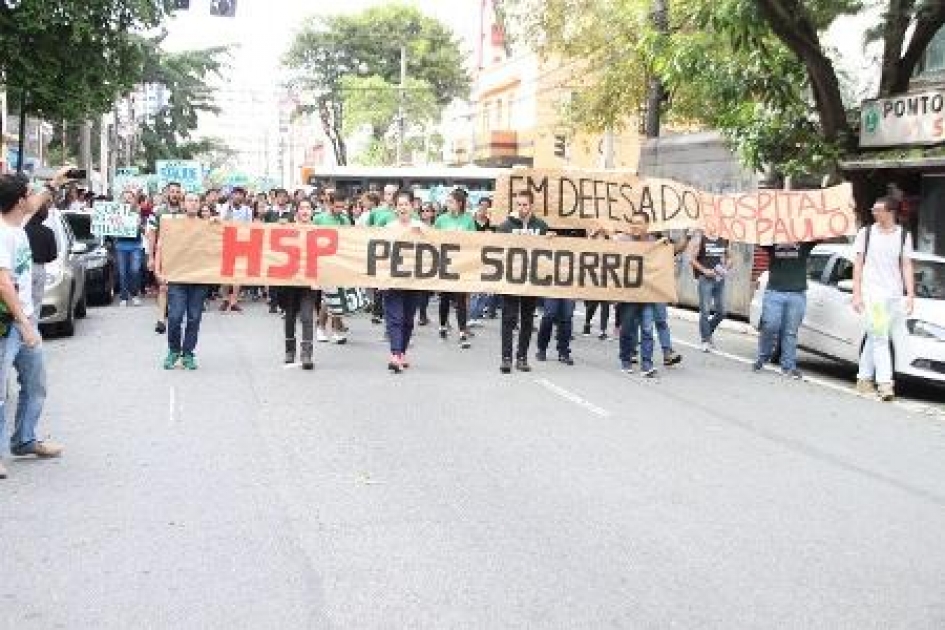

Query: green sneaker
163 351 180 370
181 353 198 370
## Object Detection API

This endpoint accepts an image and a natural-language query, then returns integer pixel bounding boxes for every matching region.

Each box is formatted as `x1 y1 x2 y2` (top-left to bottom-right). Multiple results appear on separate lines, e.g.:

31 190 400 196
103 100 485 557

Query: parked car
750 244 945 385
39 208 89 337
62 210 116 305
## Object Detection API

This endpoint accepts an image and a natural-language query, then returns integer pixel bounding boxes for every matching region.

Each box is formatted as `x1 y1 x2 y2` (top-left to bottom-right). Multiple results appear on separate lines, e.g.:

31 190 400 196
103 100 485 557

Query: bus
298 165 509 201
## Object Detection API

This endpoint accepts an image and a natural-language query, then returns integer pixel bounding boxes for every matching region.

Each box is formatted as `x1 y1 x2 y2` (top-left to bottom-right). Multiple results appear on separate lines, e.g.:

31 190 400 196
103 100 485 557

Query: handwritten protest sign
159 220 677 303
494 169 857 245
92 202 140 238
155 160 203 193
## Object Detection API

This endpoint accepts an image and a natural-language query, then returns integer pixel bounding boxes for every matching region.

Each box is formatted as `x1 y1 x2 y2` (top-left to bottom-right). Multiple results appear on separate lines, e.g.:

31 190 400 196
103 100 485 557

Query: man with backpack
852 195 915 402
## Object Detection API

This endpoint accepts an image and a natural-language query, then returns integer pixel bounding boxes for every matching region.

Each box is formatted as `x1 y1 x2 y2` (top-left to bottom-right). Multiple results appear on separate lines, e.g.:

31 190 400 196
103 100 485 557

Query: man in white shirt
0 169 72 478
220 187 252 312
852 195 915 401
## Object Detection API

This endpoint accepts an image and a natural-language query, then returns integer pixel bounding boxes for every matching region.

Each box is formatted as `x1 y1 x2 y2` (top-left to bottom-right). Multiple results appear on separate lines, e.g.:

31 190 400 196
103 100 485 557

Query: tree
507 0 945 181
134 39 229 168
283 3 470 165
0 0 175 168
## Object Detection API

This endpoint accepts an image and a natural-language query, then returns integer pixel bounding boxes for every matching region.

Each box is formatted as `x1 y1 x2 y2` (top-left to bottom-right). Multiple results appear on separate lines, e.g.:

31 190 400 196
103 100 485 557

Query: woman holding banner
279 201 320 370
384 191 425 374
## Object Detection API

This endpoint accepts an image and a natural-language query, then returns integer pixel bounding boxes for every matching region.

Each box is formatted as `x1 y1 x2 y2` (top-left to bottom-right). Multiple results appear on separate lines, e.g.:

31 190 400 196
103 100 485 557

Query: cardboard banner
91 202 140 238
159 220 677 303
494 169 857 245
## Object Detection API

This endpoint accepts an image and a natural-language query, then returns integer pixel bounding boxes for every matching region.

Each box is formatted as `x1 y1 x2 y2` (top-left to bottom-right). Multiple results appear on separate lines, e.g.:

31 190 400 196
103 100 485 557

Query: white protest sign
155 160 204 193
92 202 140 238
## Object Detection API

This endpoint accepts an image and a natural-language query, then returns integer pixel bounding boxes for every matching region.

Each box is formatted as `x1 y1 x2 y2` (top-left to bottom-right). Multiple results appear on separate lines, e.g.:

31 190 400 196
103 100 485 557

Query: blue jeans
167 283 208 355
385 290 419 354
0 324 47 454
698 276 726 342
653 303 673 353
757 290 807 371
116 246 143 301
537 298 575 356
470 293 498 318
618 303 655 370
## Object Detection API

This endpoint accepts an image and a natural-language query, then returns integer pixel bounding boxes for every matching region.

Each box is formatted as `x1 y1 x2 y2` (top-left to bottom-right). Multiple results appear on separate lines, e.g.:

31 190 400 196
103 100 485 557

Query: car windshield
63 213 99 246
915 259 945 300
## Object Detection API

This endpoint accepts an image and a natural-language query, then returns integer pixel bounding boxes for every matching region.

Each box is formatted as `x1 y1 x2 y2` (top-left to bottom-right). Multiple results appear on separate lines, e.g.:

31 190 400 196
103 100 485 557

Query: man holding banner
147 182 184 334
496 190 550 374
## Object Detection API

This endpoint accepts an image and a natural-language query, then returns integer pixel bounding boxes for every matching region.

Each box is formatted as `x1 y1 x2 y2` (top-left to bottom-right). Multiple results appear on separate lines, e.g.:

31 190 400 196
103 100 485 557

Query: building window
919 26 945 75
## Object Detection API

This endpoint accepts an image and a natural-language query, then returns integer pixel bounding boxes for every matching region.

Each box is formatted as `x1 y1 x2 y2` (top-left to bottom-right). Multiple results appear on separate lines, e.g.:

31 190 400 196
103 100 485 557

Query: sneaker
752 359 764 373
388 355 402 374
664 351 683 366
701 341 712 353
535 349 547 362
878 383 895 401
439 326 448 340
598 332 608 341
155 321 166 335
229 303 243 313
642 367 658 378
132 297 142 307
399 354 410 369
558 354 574 366
163 350 180 370
582 325 592 336
855 379 875 395
371 316 382 325
11 440 63 458
621 362 633 374
782 368 803 380
316 328 329 343
515 358 532 372
219 301 230 312
418 315 429 326
500 358 512 374
181 354 198 370
459 333 471 349
119 300 128 307
331 333 348 345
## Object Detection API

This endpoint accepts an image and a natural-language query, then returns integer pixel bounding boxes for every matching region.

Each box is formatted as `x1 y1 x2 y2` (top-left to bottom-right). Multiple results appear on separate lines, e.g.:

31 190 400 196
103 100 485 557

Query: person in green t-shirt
433 188 477 349
364 183 399 227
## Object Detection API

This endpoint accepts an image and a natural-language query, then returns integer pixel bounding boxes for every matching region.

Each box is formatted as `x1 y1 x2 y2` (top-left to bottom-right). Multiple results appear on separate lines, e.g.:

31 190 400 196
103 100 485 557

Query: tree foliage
0 0 173 122
134 39 229 168
283 3 470 165
508 0 945 179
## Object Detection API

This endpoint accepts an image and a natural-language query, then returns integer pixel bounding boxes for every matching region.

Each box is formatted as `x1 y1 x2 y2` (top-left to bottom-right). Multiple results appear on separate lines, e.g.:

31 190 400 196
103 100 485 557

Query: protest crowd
0 167 915 479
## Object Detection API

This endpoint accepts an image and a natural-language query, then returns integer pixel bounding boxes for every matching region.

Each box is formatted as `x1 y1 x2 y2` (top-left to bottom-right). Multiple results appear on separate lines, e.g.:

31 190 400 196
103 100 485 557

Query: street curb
667 306 756 336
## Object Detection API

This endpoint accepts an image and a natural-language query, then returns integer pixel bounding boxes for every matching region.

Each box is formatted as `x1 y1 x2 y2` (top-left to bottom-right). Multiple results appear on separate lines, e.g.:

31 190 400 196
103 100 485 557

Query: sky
162 0 483 90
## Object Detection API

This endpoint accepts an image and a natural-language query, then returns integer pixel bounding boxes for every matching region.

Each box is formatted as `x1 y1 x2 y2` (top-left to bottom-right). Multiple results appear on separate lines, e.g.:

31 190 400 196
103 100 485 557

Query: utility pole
396 44 407 166
645 0 669 139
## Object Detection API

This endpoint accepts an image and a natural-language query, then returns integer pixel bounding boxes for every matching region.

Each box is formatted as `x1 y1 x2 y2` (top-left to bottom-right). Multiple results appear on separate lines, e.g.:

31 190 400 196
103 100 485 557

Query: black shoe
301 341 314 370
582 325 592 336
663 351 683 366
459 333 471 349
269 304 278 314
285 338 297 364
155 321 166 335
439 326 448 340
535 349 547 362
371 316 382 325
500 358 512 374
418 316 429 326
558 354 574 366
516 358 531 372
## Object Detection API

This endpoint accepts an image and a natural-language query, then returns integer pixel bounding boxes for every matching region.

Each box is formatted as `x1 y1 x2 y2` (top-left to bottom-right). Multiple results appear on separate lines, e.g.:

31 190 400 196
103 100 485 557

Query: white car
750 244 945 385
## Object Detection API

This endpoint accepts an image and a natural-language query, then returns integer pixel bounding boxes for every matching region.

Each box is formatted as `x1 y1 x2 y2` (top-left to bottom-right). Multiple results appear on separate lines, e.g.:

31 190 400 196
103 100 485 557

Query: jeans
470 293 498 318
385 290 419 354
537 298 575 356
756 290 807 371
857 297 906 385
501 295 538 360
618 303 655 370
698 276 726 342
116 246 143 301
167 283 208 355
439 292 468 331
417 291 430 321
283 287 320 343
0 323 47 454
653 303 673 353
584 301 610 332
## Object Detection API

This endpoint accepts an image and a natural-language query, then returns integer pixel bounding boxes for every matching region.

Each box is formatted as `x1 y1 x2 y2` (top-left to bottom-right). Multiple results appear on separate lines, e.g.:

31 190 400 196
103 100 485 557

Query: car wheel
75 290 88 319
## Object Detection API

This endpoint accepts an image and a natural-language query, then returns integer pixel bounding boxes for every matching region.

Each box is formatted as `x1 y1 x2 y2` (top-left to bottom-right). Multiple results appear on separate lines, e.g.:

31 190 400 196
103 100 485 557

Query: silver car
39 208 89 337
750 244 945 385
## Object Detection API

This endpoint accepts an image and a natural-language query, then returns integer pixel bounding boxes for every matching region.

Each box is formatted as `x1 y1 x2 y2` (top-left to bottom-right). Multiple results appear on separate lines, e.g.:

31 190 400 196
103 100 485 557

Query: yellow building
445 2 639 171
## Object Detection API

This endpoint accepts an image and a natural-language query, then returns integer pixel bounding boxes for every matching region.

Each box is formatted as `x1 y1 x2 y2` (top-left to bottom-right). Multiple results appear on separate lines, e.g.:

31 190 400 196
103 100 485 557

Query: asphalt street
2 296 945 629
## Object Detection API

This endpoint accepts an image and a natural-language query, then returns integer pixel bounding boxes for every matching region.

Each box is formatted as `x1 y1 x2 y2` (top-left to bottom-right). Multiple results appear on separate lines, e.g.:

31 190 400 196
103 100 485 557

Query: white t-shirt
853 224 914 299
0 221 36 318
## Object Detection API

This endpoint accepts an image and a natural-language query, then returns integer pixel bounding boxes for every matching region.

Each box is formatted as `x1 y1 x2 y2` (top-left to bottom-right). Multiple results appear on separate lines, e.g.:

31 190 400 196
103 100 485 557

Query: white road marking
675 338 944 418
534 378 611 418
